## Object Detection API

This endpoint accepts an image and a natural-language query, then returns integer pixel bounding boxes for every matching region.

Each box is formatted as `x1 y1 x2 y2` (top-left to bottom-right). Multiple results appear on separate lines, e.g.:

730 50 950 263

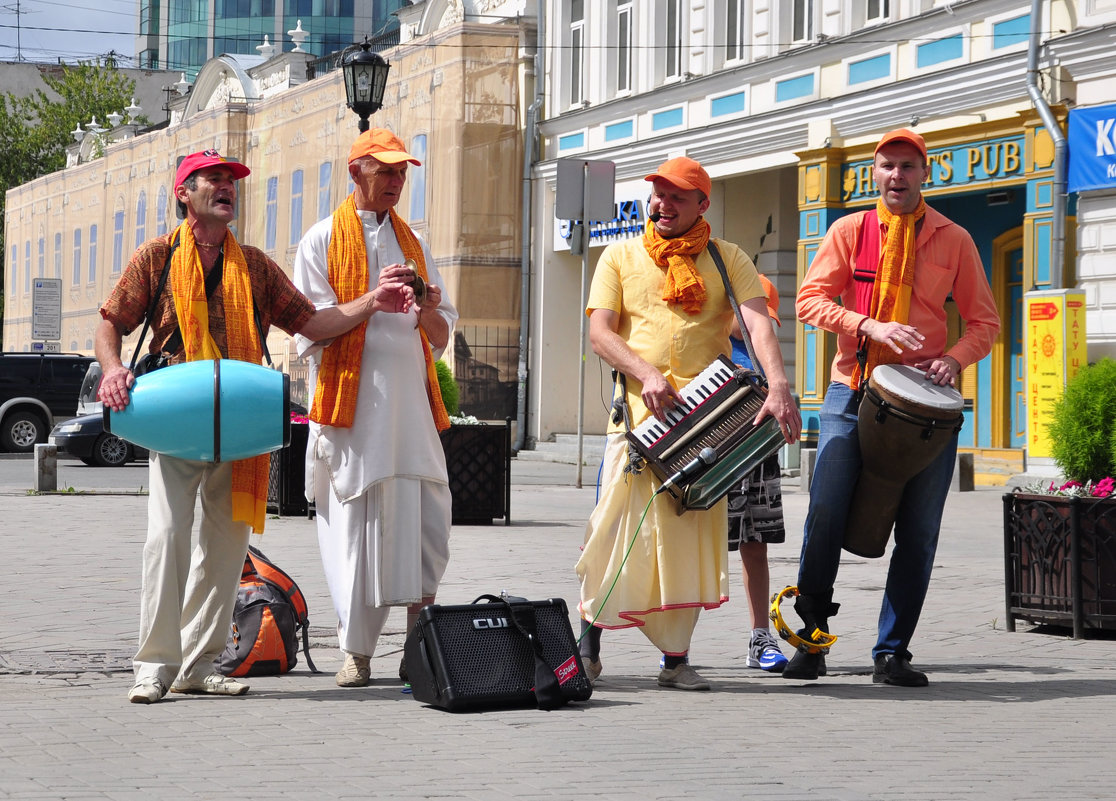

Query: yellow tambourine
769 585 838 654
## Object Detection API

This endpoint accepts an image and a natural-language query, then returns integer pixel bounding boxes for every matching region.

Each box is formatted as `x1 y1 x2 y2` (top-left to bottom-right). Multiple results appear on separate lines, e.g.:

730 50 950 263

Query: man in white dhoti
294 128 458 687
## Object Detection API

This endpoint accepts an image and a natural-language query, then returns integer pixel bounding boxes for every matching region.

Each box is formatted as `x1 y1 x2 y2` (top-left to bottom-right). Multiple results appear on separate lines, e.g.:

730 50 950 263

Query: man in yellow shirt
576 156 801 690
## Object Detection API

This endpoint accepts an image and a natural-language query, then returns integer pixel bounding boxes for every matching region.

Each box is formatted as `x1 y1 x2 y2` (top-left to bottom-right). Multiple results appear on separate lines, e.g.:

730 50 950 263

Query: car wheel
1 411 47 453
91 433 132 467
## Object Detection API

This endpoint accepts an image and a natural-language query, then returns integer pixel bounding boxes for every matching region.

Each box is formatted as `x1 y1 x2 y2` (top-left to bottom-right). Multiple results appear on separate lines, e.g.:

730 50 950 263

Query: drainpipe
1026 0 1067 288
515 10 544 452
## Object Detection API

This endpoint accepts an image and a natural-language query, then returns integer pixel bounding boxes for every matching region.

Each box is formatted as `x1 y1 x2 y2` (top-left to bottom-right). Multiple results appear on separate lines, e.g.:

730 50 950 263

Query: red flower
1092 477 1115 498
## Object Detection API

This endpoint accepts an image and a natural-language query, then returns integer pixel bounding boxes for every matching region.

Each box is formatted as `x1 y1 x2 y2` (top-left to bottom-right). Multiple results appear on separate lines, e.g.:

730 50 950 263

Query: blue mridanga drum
843 363 964 559
105 360 290 462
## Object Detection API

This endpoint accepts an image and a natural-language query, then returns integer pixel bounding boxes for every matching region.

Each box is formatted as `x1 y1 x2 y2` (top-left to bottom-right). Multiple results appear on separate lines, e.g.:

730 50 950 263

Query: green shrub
435 359 460 416
1048 357 1116 484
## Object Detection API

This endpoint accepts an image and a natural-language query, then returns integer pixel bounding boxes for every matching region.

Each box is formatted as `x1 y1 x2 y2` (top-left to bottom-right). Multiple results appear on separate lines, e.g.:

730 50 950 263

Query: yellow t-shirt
586 236 764 433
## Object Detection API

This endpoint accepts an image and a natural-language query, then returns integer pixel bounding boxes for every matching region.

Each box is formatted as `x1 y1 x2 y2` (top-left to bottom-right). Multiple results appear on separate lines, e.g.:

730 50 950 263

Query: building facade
5 4 534 418
136 0 408 75
528 0 1116 481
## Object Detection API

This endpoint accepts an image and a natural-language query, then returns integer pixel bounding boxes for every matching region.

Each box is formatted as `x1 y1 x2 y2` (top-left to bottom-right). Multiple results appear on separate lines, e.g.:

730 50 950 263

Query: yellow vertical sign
1025 289 1087 458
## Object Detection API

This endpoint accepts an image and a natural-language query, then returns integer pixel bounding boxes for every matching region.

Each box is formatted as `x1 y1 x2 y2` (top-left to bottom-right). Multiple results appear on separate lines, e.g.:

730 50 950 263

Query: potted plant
436 360 511 525
1003 358 1116 636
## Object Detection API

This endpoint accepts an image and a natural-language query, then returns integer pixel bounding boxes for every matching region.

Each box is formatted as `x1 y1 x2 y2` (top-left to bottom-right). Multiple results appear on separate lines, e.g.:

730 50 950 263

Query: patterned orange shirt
100 232 315 362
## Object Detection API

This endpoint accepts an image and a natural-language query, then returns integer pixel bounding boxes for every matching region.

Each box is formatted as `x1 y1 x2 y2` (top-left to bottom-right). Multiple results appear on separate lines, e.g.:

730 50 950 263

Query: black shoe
782 648 827 680
872 654 928 687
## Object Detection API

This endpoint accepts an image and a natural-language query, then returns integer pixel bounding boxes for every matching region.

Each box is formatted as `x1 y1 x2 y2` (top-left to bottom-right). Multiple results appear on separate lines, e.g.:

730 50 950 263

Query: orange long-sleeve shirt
796 205 1000 389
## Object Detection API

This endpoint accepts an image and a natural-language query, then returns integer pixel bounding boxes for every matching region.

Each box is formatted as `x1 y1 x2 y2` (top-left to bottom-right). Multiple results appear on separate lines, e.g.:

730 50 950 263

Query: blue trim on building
558 132 585 151
605 120 634 141
848 53 890 85
652 107 684 130
711 91 747 117
993 14 1030 49
775 74 814 102
916 34 963 68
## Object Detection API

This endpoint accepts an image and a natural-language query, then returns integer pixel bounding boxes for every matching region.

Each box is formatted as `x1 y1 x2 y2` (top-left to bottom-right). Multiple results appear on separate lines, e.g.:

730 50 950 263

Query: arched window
157 186 168 235
289 169 304 245
72 229 82 286
112 204 125 274
318 161 333 221
408 135 427 222
265 177 278 251
135 190 147 249
88 224 98 283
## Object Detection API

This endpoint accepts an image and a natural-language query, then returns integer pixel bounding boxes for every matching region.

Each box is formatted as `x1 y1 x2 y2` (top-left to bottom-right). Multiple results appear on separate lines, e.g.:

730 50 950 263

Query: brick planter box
1003 492 1116 637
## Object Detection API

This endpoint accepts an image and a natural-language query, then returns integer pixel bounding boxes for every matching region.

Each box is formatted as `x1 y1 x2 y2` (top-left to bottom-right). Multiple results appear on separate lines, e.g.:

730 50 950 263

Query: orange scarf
311 195 450 432
642 217 711 314
168 221 270 534
852 197 927 389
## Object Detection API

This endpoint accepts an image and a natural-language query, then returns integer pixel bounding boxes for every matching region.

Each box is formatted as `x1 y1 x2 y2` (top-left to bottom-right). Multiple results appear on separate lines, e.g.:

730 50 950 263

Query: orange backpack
215 546 319 677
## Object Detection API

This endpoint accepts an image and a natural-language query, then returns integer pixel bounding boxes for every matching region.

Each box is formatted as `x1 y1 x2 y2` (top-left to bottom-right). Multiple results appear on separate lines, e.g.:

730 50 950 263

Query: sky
1 0 137 66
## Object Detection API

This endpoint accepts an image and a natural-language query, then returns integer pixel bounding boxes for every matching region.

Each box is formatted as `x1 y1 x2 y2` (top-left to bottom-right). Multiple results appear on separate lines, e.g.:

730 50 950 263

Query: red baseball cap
174 150 250 190
645 156 712 198
348 128 421 166
874 128 928 162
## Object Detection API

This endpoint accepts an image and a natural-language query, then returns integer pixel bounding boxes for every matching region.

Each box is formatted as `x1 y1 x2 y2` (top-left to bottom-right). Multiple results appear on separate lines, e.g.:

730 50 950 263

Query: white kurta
293 210 457 654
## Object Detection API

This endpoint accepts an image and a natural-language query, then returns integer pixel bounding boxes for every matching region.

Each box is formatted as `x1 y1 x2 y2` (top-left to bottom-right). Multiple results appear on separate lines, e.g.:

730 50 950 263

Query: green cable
576 491 657 646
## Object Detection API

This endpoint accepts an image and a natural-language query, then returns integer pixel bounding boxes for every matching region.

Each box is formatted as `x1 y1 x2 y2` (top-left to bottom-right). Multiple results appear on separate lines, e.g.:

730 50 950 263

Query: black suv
0 353 95 453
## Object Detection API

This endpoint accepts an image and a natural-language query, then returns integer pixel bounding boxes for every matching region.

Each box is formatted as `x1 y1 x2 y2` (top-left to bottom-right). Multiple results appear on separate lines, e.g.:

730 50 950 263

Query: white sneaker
128 678 167 704
170 674 250 696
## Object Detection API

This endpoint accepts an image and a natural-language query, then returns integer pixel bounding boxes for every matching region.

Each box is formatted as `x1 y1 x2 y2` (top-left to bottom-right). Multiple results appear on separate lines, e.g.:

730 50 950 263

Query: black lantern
342 37 390 132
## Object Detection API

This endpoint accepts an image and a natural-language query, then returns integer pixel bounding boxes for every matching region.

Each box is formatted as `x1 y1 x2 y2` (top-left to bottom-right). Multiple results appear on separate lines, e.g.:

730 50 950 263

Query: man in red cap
576 155 800 690
293 128 458 688
789 128 999 686
97 149 409 704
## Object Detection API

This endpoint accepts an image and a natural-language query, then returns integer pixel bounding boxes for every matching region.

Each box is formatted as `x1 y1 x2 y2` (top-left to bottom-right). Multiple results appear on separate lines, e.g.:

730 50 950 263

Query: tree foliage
1 63 138 319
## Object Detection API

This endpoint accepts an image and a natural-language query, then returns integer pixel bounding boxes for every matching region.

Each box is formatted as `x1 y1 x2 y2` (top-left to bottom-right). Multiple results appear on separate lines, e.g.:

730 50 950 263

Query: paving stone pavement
1 456 1114 800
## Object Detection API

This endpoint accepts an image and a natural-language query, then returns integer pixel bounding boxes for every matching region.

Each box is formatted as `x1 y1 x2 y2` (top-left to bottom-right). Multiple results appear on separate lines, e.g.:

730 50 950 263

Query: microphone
648 210 662 222
657 447 717 494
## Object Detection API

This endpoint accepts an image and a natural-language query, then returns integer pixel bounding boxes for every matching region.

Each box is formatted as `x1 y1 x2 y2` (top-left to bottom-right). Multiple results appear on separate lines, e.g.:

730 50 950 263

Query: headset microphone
648 211 662 222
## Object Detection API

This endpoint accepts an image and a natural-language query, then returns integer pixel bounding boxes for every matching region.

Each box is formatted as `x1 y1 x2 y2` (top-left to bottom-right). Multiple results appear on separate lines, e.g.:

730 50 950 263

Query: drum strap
853 210 881 398
129 236 272 372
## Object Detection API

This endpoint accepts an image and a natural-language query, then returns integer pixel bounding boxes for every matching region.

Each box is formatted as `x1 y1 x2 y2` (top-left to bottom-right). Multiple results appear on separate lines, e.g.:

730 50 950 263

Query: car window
78 363 103 414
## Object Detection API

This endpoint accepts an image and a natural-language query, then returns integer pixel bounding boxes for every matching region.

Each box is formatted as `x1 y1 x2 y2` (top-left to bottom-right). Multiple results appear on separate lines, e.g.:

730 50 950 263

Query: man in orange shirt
789 129 999 686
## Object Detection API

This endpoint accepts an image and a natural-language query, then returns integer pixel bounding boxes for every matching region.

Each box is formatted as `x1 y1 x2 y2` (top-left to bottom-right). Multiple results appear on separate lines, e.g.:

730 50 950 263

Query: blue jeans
797 382 957 660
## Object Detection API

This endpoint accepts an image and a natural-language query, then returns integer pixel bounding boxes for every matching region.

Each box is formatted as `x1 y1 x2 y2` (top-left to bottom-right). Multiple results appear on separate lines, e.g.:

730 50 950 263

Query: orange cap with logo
348 128 421 166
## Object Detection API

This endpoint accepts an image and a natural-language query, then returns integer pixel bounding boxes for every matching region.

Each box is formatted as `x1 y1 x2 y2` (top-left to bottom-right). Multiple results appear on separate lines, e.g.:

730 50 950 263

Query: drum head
869 364 964 412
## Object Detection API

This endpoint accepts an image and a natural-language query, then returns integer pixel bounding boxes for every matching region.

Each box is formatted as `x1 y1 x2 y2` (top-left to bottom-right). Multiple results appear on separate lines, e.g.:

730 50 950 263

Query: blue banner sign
558 198 648 245
841 134 1026 202
1068 103 1116 193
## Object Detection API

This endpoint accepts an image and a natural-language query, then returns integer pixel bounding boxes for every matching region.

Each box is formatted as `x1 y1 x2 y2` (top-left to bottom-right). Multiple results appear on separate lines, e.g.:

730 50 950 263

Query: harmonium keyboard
625 354 786 512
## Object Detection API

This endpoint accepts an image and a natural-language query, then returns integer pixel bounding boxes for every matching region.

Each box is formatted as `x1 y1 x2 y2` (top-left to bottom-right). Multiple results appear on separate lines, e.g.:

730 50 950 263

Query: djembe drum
843 363 964 558
105 359 290 462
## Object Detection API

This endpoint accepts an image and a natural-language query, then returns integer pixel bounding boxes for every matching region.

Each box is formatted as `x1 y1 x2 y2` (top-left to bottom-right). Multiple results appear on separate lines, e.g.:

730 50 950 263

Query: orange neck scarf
642 217 711 314
852 197 927 389
311 195 450 432
168 221 270 534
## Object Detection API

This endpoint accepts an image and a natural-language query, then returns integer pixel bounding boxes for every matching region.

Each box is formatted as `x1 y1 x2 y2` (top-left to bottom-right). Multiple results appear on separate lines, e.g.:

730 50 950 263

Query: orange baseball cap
644 156 712 198
174 149 250 190
874 128 928 162
348 128 421 166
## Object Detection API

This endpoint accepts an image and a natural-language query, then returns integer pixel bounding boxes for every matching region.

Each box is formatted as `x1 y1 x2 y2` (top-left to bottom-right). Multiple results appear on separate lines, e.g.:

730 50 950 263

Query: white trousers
133 454 250 686
315 469 451 658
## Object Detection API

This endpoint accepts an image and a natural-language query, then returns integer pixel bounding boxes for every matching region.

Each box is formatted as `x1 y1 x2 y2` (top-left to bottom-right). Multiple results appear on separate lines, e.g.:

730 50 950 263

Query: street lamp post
342 37 390 132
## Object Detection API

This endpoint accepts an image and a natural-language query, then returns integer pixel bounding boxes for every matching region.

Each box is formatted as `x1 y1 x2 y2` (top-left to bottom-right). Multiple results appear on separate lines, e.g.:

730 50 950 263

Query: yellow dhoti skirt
576 433 729 655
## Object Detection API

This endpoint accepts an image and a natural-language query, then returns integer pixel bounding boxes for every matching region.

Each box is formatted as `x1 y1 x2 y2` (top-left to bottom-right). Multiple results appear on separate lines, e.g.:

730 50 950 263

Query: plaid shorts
727 453 785 550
